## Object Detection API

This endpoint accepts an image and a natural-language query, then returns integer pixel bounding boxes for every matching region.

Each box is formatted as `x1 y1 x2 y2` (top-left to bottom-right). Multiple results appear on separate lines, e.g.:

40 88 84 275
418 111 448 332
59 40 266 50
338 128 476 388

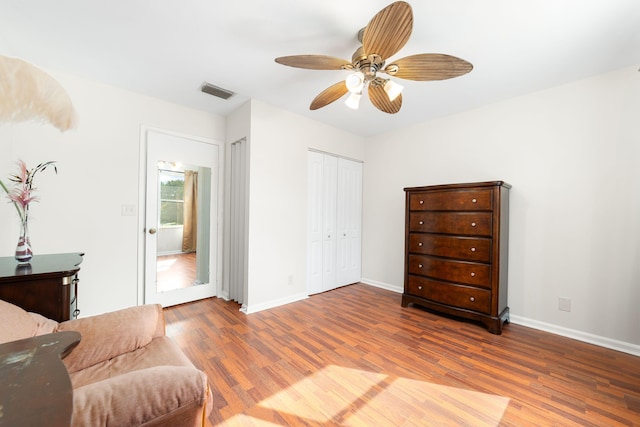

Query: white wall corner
360 279 403 294
243 292 309 315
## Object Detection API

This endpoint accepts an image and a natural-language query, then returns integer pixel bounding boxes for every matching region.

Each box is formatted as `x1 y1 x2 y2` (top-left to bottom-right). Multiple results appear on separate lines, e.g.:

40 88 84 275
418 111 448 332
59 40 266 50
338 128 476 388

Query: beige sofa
0 299 212 426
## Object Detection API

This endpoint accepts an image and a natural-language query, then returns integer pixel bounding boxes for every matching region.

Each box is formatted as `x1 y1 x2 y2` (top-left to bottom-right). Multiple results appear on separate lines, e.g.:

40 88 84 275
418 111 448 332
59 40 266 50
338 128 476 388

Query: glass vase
15 217 33 264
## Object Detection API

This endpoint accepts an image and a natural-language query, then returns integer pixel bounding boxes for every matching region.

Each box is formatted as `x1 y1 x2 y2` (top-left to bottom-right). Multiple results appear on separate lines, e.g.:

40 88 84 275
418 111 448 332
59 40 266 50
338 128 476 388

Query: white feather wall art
0 55 76 131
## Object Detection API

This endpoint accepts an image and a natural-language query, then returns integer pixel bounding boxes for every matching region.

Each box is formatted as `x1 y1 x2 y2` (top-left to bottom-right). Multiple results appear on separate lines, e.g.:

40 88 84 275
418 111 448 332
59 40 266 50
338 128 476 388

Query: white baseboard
509 315 640 357
360 278 403 293
359 281 639 357
242 292 309 315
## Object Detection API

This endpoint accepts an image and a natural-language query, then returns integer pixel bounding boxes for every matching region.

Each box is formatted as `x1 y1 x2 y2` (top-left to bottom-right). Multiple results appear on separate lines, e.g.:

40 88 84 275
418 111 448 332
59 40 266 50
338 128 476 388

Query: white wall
1 68 225 317
362 66 640 351
243 99 365 313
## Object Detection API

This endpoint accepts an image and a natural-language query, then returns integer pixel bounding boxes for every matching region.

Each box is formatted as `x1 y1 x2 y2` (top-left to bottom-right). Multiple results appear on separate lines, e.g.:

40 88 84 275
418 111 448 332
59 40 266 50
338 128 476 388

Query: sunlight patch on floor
220 365 510 426
156 258 177 272
165 320 188 336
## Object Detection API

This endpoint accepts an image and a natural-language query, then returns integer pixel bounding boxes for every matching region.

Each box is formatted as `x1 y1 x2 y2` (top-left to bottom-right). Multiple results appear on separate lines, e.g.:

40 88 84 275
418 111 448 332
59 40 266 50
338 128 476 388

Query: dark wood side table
0 253 84 322
0 331 81 427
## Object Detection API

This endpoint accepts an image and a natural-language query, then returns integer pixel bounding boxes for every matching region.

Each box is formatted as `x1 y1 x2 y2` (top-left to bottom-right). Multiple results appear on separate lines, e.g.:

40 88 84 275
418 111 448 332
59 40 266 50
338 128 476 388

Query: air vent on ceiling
200 82 235 100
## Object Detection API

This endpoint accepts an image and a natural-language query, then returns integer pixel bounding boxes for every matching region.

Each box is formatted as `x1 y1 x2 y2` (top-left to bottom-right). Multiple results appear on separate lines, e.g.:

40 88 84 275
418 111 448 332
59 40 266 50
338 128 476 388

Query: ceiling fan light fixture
384 79 403 101
345 71 365 93
345 92 361 109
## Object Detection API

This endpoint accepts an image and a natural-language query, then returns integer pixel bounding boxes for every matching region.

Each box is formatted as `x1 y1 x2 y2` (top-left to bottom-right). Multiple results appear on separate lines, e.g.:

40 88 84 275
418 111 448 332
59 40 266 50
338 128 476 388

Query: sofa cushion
69 336 195 388
58 304 164 373
29 311 59 336
71 365 210 427
0 299 38 344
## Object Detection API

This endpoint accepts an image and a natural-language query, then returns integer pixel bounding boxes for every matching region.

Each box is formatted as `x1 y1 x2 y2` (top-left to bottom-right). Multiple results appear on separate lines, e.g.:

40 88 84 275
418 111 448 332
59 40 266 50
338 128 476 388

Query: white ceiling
1 0 639 137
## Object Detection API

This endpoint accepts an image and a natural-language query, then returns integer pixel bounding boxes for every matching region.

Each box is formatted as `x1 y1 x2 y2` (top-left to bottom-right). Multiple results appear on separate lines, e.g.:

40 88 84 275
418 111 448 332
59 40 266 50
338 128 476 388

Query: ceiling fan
275 1 473 114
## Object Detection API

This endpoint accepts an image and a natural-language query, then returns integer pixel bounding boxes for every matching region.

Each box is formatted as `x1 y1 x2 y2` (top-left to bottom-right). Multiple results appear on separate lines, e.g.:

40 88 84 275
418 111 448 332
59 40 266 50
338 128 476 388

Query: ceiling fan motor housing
351 47 385 82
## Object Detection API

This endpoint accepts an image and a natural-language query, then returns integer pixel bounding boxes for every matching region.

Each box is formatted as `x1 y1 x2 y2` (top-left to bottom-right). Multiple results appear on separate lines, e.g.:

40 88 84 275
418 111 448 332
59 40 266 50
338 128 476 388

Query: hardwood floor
164 284 640 426
156 252 197 292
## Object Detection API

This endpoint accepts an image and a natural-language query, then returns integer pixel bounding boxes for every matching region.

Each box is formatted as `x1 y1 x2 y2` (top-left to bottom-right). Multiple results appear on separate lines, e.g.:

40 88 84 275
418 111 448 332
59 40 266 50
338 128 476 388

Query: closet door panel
321 155 338 291
336 158 362 286
307 151 324 295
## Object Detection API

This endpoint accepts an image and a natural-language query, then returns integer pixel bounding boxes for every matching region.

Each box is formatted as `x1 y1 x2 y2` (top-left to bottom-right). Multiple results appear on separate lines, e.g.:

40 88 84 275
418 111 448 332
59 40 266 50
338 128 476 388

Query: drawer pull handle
470 272 476 277
418 264 423 268
418 286 423 290
472 198 477 203
470 247 476 252
471 222 477 227
419 200 424 205
418 242 423 246
419 221 424 225
470 297 475 302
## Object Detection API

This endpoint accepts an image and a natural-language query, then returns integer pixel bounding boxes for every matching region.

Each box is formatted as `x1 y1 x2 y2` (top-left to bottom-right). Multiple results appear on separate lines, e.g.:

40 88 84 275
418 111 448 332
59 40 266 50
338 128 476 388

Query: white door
321 155 338 292
307 151 324 294
307 151 361 295
336 158 362 286
143 129 222 307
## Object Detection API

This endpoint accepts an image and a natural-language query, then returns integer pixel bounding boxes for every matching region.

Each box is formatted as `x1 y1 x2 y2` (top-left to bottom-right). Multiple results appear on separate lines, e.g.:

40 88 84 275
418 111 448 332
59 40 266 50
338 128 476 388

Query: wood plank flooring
156 252 196 292
163 284 640 426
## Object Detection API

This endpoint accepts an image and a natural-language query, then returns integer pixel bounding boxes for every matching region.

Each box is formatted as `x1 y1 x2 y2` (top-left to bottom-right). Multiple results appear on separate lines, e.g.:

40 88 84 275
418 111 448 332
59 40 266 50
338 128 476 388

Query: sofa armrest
71 366 211 427
57 304 165 373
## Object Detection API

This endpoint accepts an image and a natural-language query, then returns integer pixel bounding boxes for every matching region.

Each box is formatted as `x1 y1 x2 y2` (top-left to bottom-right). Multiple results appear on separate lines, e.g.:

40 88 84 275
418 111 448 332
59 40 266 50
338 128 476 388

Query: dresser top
404 180 511 192
0 253 84 282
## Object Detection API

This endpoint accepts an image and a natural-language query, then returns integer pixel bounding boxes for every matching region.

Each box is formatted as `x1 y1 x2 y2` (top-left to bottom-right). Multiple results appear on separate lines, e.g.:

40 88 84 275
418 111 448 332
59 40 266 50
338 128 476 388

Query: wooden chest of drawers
402 182 510 334
0 253 83 322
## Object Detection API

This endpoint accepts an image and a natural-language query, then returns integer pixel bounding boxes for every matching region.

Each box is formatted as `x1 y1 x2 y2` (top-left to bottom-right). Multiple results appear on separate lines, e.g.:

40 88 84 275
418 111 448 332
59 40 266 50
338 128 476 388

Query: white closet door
321 155 338 292
307 151 361 295
307 151 324 294
336 158 363 286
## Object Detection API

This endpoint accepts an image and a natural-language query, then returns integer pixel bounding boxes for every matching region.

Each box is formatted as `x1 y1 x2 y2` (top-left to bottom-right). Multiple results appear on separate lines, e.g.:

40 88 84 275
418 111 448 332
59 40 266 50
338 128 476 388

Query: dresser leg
401 294 409 308
485 308 510 334
487 320 503 335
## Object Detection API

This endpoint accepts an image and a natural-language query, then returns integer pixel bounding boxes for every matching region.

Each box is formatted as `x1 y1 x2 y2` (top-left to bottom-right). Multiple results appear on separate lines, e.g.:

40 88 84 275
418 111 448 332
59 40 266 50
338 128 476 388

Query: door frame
137 125 225 305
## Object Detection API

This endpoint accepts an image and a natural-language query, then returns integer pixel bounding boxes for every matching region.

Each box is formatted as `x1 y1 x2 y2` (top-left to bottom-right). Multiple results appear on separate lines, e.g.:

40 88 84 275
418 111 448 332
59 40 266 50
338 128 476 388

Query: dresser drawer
409 212 492 236
408 255 491 288
407 276 491 314
409 189 492 211
408 233 491 262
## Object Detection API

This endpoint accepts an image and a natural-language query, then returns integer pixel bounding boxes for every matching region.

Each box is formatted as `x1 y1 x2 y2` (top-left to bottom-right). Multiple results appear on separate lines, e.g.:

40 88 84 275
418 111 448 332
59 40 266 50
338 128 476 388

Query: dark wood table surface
0 253 84 282
0 331 81 427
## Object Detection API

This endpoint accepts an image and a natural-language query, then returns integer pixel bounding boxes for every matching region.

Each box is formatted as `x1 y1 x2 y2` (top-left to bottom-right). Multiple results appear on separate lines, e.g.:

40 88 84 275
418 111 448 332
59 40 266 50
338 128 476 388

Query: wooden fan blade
368 83 402 114
310 81 349 110
388 54 473 81
275 55 351 70
362 1 413 61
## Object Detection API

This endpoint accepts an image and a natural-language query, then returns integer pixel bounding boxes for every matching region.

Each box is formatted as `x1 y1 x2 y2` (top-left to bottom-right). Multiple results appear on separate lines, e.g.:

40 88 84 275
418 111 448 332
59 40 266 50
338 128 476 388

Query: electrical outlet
287 275 294 286
559 297 571 312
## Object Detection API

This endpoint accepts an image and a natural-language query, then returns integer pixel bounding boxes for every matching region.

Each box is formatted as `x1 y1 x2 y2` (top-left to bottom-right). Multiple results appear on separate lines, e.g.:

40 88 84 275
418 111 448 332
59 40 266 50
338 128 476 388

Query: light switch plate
121 204 136 216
